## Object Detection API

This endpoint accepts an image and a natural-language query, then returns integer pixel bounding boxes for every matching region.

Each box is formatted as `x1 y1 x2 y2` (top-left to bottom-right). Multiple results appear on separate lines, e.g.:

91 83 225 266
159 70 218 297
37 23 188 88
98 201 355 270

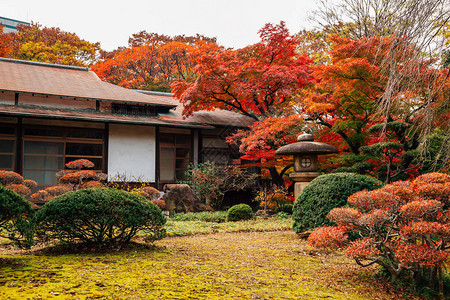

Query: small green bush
171 211 227 223
276 203 293 215
36 188 166 245
0 185 34 248
227 204 253 222
292 173 382 233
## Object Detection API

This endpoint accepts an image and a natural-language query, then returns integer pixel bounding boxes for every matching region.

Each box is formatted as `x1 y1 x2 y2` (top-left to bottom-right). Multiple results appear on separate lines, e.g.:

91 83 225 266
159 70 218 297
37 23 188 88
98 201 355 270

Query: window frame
0 124 16 171
22 125 105 186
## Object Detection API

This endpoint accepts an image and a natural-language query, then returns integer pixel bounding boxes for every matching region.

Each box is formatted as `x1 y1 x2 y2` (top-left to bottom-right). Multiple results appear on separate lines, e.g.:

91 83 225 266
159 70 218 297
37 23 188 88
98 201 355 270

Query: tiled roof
160 105 254 128
0 58 177 108
0 58 254 129
0 105 213 129
138 91 255 128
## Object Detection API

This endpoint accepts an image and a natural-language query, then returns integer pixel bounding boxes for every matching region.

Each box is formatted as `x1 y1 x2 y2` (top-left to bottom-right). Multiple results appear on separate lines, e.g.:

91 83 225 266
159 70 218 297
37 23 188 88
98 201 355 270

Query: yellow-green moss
163 216 294 237
0 231 412 299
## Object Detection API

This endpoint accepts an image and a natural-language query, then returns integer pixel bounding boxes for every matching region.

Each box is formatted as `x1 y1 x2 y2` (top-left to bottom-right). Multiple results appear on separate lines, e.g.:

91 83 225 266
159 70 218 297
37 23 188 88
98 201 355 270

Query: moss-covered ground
164 216 294 236
0 228 416 299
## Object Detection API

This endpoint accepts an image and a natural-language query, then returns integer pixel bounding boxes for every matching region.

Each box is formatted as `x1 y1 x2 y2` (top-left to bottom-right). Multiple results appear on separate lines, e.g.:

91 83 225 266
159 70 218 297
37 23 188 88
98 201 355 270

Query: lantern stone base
289 171 320 199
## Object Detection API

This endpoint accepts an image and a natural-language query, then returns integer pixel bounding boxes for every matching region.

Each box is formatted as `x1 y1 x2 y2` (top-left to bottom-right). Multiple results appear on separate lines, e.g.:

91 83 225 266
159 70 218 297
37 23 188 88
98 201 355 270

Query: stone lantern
275 134 338 199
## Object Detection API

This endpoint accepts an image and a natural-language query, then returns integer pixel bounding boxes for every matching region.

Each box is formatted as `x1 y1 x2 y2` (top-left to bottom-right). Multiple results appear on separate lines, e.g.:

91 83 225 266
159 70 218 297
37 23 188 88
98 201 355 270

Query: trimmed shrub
227 204 253 222
36 188 166 245
292 173 383 233
0 185 34 248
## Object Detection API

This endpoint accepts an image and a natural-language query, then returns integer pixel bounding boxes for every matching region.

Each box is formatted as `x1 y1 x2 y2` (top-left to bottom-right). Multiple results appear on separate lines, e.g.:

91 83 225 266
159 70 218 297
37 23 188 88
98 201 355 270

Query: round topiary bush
36 188 166 245
292 173 383 233
0 185 34 248
227 204 253 221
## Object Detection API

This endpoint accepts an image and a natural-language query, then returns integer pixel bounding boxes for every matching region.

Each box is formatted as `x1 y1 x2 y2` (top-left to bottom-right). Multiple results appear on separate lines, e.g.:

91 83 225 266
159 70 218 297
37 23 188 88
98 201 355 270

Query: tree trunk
438 267 444 297
268 167 284 187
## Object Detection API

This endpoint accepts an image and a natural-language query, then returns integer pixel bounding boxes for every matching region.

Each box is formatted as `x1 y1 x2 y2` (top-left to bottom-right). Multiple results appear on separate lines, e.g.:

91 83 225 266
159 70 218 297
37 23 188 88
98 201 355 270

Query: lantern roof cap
275 134 338 156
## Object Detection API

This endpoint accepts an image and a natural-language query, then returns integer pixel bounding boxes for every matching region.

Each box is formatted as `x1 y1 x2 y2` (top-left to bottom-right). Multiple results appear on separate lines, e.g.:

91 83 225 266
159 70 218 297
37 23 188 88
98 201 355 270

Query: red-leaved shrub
307 172 449 293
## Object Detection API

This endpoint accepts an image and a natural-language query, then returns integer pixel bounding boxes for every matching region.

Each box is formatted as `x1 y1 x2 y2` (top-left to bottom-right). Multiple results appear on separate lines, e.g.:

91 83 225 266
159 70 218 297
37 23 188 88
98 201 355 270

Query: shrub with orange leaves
30 185 72 203
0 170 34 197
5 184 31 197
151 199 166 210
411 172 450 187
80 181 104 189
30 190 52 202
395 244 448 268
65 159 95 170
45 185 71 197
400 200 443 220
59 170 97 185
256 188 290 211
57 159 107 190
379 181 414 202
345 238 380 260
400 221 450 239
307 226 348 249
131 186 161 200
327 207 361 227
307 172 449 292
347 189 404 212
0 170 24 186
23 179 38 190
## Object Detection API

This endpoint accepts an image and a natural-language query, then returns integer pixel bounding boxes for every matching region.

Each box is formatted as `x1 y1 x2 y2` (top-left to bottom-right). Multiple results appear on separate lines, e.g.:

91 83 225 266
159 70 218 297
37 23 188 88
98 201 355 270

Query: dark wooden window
159 134 191 182
0 124 16 171
22 126 104 185
201 136 236 165
111 103 156 116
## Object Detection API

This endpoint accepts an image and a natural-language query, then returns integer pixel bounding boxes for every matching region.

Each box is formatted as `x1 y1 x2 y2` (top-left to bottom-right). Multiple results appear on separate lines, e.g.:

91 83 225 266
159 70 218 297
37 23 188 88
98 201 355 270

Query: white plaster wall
108 124 156 182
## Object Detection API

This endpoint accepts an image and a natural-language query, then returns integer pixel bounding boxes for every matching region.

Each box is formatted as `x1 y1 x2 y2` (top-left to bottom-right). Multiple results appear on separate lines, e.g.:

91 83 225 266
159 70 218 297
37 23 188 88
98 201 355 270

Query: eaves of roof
0 105 214 129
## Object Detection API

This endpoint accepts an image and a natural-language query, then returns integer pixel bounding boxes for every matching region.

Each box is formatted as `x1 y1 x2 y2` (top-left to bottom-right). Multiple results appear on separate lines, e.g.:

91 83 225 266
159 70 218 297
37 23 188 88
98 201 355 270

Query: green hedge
292 173 382 233
36 188 166 245
0 185 34 248
227 204 253 222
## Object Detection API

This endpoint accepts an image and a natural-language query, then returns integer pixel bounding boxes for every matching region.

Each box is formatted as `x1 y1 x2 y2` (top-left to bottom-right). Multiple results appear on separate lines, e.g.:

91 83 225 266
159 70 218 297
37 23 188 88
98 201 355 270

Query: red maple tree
172 22 313 120
172 22 313 186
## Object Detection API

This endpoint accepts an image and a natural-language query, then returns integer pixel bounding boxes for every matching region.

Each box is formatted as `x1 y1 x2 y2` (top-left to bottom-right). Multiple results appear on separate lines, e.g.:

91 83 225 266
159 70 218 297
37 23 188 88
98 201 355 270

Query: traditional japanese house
0 57 253 189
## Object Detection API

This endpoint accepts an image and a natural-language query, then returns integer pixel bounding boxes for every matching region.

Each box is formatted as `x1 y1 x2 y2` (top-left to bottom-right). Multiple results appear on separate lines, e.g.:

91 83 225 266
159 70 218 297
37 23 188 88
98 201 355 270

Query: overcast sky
2 0 319 51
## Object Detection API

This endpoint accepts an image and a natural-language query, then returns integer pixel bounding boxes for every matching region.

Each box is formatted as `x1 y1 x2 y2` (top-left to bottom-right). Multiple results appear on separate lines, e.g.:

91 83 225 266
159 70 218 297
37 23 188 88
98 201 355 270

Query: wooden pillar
15 117 22 175
104 123 109 174
155 126 160 189
198 129 203 164
190 129 195 164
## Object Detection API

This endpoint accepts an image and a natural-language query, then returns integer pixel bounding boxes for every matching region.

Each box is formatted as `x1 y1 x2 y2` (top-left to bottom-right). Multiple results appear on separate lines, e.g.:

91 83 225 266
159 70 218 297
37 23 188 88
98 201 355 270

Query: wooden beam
15 117 22 175
198 129 203 164
155 126 160 189
104 123 109 175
